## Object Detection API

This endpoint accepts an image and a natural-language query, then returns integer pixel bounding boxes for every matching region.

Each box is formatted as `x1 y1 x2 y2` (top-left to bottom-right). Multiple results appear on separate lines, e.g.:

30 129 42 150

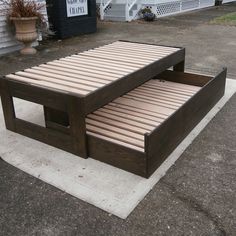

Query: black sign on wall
46 0 96 39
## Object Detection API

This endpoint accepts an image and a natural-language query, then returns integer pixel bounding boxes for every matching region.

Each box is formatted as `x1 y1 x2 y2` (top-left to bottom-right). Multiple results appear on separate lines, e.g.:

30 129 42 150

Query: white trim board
0 78 235 219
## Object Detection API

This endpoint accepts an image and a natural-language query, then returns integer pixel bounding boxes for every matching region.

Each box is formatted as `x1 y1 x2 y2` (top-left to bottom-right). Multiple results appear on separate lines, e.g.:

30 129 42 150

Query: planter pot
10 17 38 55
143 13 156 22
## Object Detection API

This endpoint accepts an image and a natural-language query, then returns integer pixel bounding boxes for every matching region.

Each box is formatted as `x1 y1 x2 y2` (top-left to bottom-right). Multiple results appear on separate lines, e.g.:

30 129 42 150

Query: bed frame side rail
144 68 227 177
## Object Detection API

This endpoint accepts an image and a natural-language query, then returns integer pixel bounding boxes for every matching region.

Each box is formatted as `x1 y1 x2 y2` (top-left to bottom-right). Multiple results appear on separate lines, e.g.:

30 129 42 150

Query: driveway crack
161 180 227 236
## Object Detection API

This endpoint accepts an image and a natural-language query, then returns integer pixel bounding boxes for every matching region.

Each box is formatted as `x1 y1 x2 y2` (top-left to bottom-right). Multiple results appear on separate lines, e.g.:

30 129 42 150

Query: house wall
223 0 236 3
0 0 47 56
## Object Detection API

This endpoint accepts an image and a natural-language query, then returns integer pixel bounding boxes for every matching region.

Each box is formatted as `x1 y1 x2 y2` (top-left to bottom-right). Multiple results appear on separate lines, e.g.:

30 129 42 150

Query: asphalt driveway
0 3 236 236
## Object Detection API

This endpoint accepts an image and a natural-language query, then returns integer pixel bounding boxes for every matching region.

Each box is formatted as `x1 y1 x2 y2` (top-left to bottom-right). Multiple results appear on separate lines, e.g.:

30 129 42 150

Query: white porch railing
97 0 222 22
100 0 113 20
126 0 139 21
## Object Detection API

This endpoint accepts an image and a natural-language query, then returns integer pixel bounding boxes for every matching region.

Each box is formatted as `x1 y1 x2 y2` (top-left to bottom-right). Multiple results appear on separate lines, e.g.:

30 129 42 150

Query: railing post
126 0 129 21
100 1 104 20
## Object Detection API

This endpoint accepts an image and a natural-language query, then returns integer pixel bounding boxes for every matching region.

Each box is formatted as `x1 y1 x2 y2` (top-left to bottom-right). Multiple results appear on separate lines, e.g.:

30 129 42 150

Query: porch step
103 3 138 22
104 16 126 22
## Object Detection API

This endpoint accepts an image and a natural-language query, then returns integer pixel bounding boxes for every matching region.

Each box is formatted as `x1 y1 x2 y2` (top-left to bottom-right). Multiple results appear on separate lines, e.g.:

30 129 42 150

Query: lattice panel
200 0 215 7
156 2 181 16
182 0 199 10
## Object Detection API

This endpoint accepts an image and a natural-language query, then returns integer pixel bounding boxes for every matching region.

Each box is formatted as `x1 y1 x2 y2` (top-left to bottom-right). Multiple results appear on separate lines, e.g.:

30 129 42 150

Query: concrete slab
1 79 235 219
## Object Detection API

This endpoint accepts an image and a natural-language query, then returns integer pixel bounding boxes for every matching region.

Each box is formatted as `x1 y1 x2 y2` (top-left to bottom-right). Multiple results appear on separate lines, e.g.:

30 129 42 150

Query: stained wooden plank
143 83 195 96
15 71 94 92
93 108 155 130
30 67 106 87
126 91 183 106
147 80 199 94
134 86 190 101
82 50 153 64
130 89 187 104
89 48 162 60
87 113 149 134
86 124 144 148
98 45 172 57
105 104 165 123
114 97 175 116
162 80 201 91
6 74 88 95
80 53 149 66
108 102 168 120
151 79 201 92
87 132 144 152
71 55 141 70
47 61 119 80
53 59 123 78
156 70 211 87
113 41 179 52
39 64 110 84
86 118 144 141
123 94 179 110
25 68 102 88
60 58 129 75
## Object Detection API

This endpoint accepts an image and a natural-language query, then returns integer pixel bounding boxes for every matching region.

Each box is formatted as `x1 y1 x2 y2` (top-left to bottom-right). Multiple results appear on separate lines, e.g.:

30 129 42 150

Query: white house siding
223 0 236 3
0 0 47 56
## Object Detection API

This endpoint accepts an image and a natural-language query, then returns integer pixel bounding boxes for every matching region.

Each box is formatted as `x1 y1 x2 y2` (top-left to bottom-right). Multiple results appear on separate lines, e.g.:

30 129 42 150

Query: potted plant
140 7 156 22
0 0 46 54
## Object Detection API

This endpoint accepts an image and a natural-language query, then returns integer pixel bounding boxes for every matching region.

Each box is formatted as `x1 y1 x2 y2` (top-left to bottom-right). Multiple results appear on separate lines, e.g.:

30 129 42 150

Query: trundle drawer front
87 69 227 178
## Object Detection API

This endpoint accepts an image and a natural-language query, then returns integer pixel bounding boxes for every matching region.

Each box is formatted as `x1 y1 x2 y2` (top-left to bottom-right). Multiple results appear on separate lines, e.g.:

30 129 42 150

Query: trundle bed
0 41 226 178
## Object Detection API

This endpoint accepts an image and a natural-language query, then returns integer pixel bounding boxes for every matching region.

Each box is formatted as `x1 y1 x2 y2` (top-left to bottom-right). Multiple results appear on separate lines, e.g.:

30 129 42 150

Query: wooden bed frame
0 41 226 178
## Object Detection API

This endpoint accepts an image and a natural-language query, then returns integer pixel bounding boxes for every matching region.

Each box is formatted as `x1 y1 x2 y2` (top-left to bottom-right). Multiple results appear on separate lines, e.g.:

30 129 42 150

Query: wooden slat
157 80 201 92
60 58 129 75
39 64 110 84
134 86 190 101
147 80 199 94
131 89 187 104
113 41 179 52
6 74 88 95
86 118 144 141
81 50 153 64
113 97 174 116
86 124 144 148
53 59 124 78
87 113 149 134
112 42 178 52
108 102 168 120
105 104 165 123
72 55 141 70
94 108 158 132
47 61 118 80
143 83 195 96
87 131 144 152
25 68 103 88
79 53 149 66
123 94 179 110
15 71 94 92
98 45 172 57
31 66 107 86
127 91 183 106
90 48 162 60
